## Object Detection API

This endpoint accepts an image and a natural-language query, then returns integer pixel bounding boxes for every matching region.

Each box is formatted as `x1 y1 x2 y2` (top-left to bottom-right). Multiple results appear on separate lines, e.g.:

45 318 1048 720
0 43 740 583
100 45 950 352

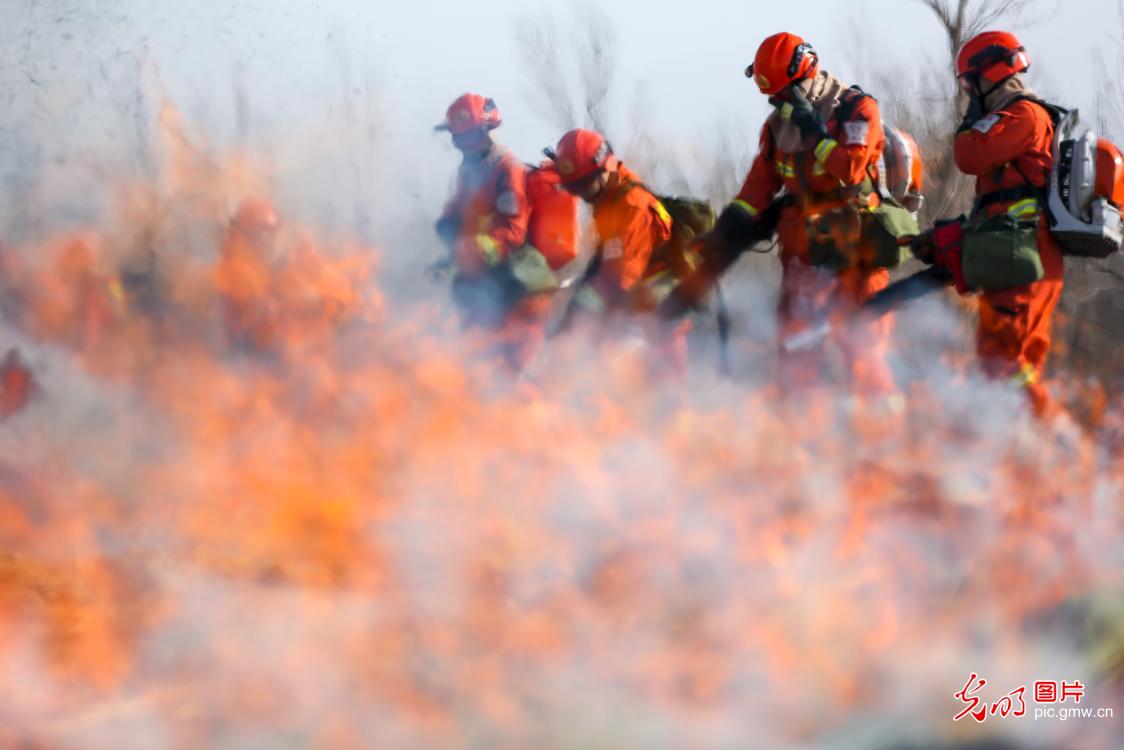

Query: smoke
0 4 1122 750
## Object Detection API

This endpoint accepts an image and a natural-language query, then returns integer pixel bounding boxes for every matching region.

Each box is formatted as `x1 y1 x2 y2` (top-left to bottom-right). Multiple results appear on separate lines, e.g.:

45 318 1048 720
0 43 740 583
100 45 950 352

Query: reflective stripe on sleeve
814 138 839 163
476 234 501 265
731 199 759 218
1010 362 1039 387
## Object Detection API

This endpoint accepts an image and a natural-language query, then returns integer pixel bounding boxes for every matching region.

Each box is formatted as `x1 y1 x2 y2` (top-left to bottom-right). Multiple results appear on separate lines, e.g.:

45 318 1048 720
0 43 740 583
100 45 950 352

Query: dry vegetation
848 0 1124 399
516 1 1124 401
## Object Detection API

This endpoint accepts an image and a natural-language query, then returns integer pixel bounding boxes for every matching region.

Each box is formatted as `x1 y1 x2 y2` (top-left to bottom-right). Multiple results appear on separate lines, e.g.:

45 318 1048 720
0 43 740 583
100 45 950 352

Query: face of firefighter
562 169 608 204
451 127 494 157
773 77 814 104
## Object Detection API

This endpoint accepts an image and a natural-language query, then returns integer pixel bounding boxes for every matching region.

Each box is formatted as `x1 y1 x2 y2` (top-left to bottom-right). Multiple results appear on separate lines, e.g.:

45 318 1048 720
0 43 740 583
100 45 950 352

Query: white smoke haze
1 2 1123 750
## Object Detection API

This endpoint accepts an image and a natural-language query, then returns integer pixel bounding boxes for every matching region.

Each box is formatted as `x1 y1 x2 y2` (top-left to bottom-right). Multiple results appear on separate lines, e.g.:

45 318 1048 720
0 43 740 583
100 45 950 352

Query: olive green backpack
805 86 920 270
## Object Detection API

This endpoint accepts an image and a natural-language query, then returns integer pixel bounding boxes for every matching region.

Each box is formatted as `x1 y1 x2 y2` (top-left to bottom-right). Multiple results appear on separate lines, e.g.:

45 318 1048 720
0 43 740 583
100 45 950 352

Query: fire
0 137 1121 749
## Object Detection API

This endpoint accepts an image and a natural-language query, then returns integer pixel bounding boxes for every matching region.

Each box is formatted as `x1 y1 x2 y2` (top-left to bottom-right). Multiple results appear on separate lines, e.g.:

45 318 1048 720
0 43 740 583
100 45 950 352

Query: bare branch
573 5 616 134
912 0 1057 66
512 8 619 135
513 14 577 131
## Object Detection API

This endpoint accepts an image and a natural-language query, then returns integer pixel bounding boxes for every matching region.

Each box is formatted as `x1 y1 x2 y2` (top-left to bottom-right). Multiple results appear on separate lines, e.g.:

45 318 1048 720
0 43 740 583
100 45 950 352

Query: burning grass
0 176 1121 749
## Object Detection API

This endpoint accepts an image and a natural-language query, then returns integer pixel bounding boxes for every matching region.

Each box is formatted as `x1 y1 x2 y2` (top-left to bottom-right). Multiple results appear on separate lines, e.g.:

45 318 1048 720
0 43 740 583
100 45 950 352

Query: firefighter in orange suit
952 31 1063 416
550 128 689 373
432 93 546 373
671 33 897 399
215 197 282 352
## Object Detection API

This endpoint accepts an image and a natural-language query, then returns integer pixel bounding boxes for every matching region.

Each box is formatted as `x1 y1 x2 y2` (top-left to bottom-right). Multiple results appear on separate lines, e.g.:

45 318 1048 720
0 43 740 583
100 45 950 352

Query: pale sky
2 0 1121 236
361 0 1116 157
145 0 1121 203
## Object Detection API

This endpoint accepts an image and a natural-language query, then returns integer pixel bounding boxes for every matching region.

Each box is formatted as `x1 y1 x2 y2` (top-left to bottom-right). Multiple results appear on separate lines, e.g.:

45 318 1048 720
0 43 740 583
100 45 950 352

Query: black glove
957 93 985 133
715 204 762 254
771 86 828 141
910 232 937 265
691 230 732 266
657 232 733 321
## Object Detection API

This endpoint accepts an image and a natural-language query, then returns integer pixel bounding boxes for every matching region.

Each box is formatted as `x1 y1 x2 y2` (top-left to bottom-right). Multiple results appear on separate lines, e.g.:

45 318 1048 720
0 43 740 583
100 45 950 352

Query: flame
0 132 1122 750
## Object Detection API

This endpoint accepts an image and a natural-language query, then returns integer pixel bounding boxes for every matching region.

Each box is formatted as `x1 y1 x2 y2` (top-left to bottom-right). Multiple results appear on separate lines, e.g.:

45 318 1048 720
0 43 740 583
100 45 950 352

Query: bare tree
513 14 578 131
913 0 1052 77
573 6 616 135
1093 0 1124 143
513 8 618 135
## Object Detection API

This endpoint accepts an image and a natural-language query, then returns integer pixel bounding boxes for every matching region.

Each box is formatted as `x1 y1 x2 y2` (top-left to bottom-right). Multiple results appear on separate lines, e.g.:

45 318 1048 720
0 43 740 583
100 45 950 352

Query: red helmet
956 31 1029 90
232 197 279 234
746 33 819 96
551 129 612 185
435 93 501 135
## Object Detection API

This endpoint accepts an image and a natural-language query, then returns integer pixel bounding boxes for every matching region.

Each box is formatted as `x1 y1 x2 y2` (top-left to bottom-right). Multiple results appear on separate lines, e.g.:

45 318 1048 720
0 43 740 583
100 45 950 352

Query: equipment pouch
962 214 1044 291
451 245 557 329
807 205 862 271
506 245 560 294
859 199 919 268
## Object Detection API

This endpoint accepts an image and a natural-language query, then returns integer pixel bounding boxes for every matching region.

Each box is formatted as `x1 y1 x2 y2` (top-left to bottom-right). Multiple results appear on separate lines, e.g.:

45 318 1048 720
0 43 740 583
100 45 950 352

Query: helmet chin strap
979 72 1018 101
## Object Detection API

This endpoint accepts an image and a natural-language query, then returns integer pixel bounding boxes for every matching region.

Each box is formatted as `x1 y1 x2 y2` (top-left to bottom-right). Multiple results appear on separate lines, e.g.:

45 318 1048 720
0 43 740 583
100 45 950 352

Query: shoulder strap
618 178 645 197
828 88 877 203
1006 95 1068 126
831 85 874 126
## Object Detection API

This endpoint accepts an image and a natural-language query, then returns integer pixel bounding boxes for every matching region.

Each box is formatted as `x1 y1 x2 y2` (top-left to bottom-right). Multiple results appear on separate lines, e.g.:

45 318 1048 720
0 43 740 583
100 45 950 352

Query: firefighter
432 93 550 373
950 31 1063 416
0 348 34 419
667 33 898 400
549 128 690 357
215 197 282 352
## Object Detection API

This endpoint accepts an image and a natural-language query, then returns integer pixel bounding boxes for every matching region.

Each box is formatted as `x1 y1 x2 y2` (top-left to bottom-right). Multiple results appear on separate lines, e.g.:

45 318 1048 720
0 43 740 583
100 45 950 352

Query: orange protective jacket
439 146 530 275
732 90 886 262
954 98 1055 218
954 96 1064 411
587 164 672 309
214 233 278 349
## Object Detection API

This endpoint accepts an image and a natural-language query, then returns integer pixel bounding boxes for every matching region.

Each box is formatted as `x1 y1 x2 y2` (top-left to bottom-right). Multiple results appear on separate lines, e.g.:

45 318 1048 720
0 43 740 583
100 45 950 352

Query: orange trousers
977 221 1064 416
777 256 896 397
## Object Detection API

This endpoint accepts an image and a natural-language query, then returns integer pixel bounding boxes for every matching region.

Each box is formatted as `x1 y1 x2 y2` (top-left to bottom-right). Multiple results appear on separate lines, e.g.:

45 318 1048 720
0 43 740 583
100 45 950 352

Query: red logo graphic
955 675 1086 722
990 686 1026 718
954 673 988 722
1061 680 1085 703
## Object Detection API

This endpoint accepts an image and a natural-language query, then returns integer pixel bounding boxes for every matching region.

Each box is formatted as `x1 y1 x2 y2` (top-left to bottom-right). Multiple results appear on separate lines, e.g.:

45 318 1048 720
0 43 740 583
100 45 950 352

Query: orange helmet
434 93 501 135
1095 138 1124 207
907 133 924 194
746 33 819 96
550 129 613 185
956 31 1029 90
232 197 280 234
